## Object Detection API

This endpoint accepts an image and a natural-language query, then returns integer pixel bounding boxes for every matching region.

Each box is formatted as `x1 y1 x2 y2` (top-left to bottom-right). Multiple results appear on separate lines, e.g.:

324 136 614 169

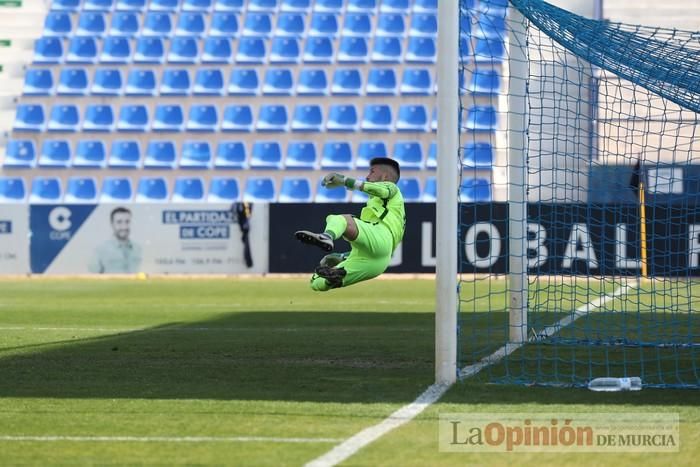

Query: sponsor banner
439 412 679 453
0 204 29 274
29 203 268 274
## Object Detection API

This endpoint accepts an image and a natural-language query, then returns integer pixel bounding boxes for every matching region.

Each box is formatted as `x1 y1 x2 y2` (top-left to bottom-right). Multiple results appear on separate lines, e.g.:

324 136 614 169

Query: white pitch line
306 280 639 467
0 435 342 444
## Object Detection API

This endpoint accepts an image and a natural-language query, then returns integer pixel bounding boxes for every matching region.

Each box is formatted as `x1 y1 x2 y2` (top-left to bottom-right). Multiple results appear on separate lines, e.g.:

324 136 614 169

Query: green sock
324 214 347 241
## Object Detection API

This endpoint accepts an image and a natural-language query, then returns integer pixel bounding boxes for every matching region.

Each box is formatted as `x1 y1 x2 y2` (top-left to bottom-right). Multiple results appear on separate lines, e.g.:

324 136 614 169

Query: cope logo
48 207 72 240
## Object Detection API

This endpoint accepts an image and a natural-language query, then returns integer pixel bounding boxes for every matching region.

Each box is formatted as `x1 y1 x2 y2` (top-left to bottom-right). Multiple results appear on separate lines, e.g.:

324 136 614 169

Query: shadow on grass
0 312 434 403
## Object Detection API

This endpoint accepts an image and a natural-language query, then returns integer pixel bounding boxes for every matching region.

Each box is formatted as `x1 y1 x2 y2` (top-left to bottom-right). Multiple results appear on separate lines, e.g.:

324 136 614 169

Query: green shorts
310 218 394 291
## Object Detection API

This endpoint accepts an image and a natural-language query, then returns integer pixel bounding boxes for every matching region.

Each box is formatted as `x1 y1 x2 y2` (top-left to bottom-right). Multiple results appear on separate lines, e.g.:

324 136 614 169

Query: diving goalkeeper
295 157 405 291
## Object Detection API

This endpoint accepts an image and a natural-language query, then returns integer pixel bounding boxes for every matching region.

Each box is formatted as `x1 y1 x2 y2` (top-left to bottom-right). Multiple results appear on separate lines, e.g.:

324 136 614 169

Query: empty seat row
3 139 494 170
0 174 491 203
24 66 471 96
43 11 445 39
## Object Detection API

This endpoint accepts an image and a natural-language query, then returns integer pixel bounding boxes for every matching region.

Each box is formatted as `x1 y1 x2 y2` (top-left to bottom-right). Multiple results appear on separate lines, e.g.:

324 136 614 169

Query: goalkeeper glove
319 252 349 268
322 173 363 190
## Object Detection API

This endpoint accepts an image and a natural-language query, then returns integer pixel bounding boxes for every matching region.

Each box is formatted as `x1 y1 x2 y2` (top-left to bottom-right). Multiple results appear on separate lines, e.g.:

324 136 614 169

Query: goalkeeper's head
368 157 401 183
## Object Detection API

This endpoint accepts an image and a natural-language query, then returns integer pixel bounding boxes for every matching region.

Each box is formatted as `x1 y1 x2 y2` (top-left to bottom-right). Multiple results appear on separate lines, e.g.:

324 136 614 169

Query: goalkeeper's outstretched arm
322 173 396 199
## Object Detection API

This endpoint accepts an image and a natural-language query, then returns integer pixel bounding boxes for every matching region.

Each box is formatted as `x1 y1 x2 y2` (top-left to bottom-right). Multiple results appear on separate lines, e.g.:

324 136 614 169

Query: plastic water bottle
588 377 642 392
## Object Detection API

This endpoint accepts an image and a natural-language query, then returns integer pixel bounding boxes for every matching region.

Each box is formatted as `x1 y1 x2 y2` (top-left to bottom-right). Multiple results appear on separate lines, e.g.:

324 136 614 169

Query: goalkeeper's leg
295 214 359 251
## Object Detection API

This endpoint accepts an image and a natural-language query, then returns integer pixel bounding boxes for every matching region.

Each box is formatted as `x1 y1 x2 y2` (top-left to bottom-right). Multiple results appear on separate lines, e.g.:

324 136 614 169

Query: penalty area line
0 435 342 444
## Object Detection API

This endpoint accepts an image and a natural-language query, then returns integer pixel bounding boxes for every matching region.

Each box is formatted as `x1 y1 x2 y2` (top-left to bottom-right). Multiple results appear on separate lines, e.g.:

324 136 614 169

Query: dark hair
110 206 131 222
370 157 401 181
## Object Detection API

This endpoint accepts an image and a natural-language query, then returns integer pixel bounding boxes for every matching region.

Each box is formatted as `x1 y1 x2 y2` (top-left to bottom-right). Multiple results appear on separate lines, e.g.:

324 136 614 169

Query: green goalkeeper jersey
359 181 406 252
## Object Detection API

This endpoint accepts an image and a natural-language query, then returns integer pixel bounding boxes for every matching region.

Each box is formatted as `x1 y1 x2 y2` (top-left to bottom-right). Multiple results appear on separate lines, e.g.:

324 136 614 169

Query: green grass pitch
0 278 698 465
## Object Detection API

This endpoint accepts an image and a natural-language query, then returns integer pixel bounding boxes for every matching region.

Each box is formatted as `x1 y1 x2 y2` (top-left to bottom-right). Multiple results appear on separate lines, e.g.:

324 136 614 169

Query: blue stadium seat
422 177 436 201
0 177 26 202
347 0 376 14
186 104 218 131
92 68 123 95
168 36 199 63
256 104 289 131
331 68 362 95
3 140 36 168
314 0 343 12
475 13 506 39
176 12 206 36
400 68 432 95
228 68 260 95
296 68 328 95
221 105 254 131
64 177 98 203
136 177 169 202
337 36 369 63
431 106 437 131
215 141 247 168
247 0 278 12
23 69 54 96
244 177 276 202
376 14 405 37
109 140 141 168
270 37 301 63
125 69 156 95
396 104 428 132
82 104 115 131
134 37 165 63
51 0 81 11
463 105 498 131
361 104 392 132
410 13 437 37
281 0 310 12
342 13 371 36
474 38 505 63
236 37 266 63
193 68 225 95
326 104 358 131
144 140 177 169
149 0 179 12
262 68 293 95
44 12 72 36
38 140 71 168
33 37 63 64
100 36 131 63
160 68 191 95
427 141 437 169
356 140 387 168
285 141 317 169
478 0 508 16
393 141 423 169
214 0 244 11
291 104 323 131
320 141 353 169
351 189 369 203
210 12 240 36
276 13 305 36
250 141 283 169
77 13 107 37
397 177 421 201
84 0 114 10
47 104 80 132
153 104 185 131
244 13 273 37
366 68 397 95
371 36 402 63
13 105 45 132
100 177 133 202
315 178 347 202
109 12 138 36
309 13 338 36
30 177 62 203
467 69 501 94
73 140 107 167
142 12 173 36
208 177 240 202
405 37 436 63
380 0 409 14
182 0 213 11
463 142 494 167
460 178 492 202
412 0 437 13
279 177 312 202
66 37 98 64
180 141 213 168
116 0 147 11
303 36 333 63
202 37 233 63
117 104 149 131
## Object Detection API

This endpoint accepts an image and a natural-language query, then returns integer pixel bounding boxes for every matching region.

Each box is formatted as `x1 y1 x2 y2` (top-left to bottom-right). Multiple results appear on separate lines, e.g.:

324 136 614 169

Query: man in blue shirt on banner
89 207 142 274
